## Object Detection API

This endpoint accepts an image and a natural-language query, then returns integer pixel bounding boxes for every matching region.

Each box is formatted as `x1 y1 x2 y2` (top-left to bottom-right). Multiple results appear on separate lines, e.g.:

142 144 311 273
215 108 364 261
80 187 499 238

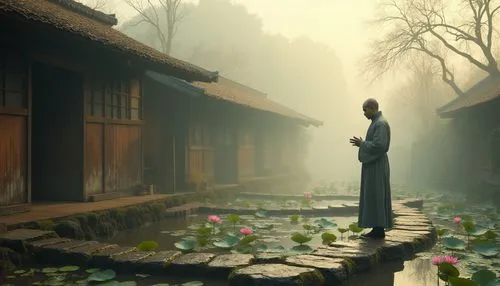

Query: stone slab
0 229 57 242
207 254 254 276
29 237 72 248
136 250 182 273
228 263 324 286
64 242 118 264
253 253 286 264
313 246 379 272
43 240 97 251
112 250 155 271
168 253 216 275
285 255 347 284
91 246 136 266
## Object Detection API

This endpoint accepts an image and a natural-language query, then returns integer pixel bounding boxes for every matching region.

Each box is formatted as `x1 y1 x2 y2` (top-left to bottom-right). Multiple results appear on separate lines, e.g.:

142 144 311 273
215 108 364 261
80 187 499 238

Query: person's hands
349 136 363 147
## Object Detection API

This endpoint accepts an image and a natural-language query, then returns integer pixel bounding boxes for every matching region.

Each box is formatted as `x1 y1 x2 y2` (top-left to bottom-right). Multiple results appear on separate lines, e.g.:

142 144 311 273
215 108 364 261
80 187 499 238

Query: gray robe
357 111 393 228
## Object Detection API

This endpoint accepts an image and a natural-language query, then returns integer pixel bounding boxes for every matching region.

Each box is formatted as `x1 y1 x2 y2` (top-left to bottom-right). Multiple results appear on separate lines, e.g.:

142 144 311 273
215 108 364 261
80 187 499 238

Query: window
0 53 28 109
87 76 141 120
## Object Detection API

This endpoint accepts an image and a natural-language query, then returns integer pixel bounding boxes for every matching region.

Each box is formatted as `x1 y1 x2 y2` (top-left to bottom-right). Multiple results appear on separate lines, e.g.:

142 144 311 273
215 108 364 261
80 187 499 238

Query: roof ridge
47 0 117 26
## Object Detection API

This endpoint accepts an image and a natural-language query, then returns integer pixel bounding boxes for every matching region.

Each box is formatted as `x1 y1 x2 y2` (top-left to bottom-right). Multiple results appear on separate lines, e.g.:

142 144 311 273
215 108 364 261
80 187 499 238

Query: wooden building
144 73 321 193
436 75 500 206
0 0 217 214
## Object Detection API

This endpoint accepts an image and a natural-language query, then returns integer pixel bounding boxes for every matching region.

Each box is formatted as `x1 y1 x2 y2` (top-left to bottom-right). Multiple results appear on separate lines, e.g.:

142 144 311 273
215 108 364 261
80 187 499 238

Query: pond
3 265 225 286
210 197 359 210
99 213 360 254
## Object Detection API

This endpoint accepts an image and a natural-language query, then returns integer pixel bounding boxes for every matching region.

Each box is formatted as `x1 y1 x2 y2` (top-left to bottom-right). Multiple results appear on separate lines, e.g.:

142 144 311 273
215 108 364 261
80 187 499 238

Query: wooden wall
187 101 215 185
0 48 29 206
237 126 255 179
84 75 143 198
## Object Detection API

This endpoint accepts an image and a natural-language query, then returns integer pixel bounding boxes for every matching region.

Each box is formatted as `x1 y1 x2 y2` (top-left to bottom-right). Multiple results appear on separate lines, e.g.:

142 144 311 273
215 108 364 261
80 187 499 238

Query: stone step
228 263 324 286
0 228 58 252
284 255 347 285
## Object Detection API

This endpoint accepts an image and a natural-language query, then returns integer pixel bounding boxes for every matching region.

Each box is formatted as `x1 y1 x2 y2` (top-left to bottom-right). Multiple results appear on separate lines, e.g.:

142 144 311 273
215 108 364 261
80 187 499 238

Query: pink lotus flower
431 255 459 265
240 227 253 236
304 192 312 200
208 215 221 224
453 217 462 224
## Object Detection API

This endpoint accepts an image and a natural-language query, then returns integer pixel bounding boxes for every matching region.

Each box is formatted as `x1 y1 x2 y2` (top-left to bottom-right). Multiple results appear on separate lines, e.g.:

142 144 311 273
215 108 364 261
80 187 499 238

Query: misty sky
113 0 379 100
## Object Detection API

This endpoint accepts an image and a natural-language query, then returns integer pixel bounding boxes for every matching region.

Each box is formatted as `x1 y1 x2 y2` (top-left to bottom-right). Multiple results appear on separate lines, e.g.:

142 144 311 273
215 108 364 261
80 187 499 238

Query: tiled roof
193 77 322 126
0 0 218 82
438 75 500 117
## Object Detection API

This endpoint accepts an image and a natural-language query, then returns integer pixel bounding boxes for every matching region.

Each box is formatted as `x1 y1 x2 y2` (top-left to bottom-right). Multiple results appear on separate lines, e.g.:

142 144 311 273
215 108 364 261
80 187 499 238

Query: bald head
362 98 379 120
363 98 379 110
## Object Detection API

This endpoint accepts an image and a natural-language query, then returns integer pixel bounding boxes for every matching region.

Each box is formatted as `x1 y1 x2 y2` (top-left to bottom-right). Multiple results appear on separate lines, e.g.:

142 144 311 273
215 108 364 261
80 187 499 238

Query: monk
349 98 392 239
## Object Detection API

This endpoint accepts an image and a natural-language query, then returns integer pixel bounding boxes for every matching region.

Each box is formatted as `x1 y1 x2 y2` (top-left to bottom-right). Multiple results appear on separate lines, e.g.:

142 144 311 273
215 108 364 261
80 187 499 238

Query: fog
80 0 499 193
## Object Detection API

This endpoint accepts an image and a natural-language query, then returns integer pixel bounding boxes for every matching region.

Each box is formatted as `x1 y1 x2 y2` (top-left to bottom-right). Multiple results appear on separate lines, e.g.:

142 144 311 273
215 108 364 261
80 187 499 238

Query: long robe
357 111 393 228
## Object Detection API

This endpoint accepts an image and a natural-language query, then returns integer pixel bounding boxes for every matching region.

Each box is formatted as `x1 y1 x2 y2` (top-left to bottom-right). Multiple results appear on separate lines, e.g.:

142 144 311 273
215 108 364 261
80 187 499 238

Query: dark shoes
361 227 385 239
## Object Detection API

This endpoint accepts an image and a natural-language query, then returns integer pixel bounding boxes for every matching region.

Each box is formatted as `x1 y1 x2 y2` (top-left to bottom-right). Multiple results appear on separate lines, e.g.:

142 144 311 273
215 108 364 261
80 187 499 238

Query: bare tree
124 0 185 55
364 0 500 97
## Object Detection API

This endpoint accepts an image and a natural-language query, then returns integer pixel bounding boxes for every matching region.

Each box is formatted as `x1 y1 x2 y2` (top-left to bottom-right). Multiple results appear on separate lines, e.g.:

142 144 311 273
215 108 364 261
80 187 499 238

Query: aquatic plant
207 215 221 235
338 227 348 240
213 234 240 249
304 191 312 200
314 218 337 229
321 232 337 245
228 214 241 232
291 232 312 245
290 214 300 224
137 240 159 251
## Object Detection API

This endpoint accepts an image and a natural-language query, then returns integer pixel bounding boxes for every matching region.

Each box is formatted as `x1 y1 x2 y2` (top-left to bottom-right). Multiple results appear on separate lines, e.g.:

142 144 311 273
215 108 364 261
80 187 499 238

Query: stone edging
237 192 360 201
0 198 435 285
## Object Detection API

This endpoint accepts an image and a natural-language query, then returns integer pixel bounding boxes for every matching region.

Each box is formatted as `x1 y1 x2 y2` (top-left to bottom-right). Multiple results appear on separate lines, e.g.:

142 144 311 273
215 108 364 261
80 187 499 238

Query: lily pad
42 267 59 274
449 277 479 286
348 223 364 233
442 236 467 250
290 244 314 253
472 269 496 286
438 262 460 282
315 218 337 229
254 210 268 218
239 235 258 245
213 235 240 249
59 265 80 272
472 243 499 258
85 268 100 273
87 269 116 282
321 232 337 244
469 225 490 237
291 232 312 244
175 237 197 251
182 282 203 286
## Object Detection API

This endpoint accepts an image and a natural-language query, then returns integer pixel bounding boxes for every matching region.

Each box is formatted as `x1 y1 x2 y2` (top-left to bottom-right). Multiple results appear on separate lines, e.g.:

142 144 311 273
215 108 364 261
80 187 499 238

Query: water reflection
347 258 437 286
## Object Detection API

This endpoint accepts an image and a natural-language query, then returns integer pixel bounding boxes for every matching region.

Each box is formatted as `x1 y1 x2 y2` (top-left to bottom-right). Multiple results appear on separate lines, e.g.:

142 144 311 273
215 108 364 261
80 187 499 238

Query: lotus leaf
438 263 460 282
472 269 497 286
449 277 479 286
290 244 314 253
484 230 498 240
227 214 241 224
213 235 240 249
463 221 475 233
254 210 268 218
290 214 300 224
182 282 203 286
239 235 258 245
196 226 212 236
315 218 338 229
321 232 337 244
137 240 159 251
472 243 499 258
442 236 467 250
85 268 100 274
348 223 363 233
437 228 450 237
87 269 116 282
469 225 490 237
196 236 209 247
58 265 79 272
42 268 59 274
291 232 312 245
338 228 348 234
174 237 197 251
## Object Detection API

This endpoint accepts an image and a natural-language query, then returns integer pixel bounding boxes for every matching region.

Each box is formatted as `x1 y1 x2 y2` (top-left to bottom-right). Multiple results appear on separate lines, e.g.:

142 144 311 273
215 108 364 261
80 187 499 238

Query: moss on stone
36 220 55 231
54 220 85 239
341 258 356 275
299 269 325 285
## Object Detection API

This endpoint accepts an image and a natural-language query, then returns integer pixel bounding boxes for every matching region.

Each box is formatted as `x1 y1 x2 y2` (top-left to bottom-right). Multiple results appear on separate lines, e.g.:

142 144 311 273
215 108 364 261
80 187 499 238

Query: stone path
0 194 193 226
0 198 435 285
